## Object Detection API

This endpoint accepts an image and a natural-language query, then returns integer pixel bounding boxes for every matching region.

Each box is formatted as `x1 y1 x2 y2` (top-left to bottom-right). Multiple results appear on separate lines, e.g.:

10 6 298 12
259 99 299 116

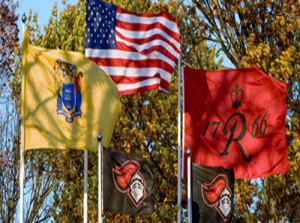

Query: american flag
85 0 181 95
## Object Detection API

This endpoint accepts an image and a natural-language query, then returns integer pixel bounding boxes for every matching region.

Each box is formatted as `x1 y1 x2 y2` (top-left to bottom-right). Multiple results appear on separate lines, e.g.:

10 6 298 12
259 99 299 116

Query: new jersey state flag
21 32 121 151
184 66 289 179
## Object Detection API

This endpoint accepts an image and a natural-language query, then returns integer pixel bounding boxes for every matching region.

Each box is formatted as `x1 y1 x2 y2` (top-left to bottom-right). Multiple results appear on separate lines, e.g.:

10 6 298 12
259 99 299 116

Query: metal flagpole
20 13 27 223
181 67 185 178
84 150 88 223
98 132 103 223
177 55 182 223
187 147 192 223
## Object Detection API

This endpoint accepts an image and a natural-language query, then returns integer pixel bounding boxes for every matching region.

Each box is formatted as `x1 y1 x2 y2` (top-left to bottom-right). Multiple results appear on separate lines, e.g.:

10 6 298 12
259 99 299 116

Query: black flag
103 148 155 215
192 163 234 223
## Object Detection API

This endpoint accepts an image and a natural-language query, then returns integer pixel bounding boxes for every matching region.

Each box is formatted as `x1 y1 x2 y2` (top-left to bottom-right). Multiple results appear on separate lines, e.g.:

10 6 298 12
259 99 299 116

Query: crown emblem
230 84 243 108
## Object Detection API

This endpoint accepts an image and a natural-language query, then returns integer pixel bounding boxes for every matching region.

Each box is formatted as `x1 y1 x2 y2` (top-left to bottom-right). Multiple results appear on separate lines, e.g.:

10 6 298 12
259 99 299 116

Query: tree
0 0 19 79
190 0 299 221
0 6 61 223
18 0 221 222
0 1 19 222
0 95 19 223
10 0 299 222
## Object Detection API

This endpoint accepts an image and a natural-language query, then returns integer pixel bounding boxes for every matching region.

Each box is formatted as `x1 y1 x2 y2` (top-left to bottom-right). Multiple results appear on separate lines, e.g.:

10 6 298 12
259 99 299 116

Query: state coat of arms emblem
54 59 82 123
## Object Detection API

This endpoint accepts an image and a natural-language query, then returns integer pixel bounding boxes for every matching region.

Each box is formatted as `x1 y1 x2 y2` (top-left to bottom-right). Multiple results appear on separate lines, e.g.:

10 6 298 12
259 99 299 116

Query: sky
15 2 79 221
17 0 78 35
13 0 234 221
16 0 234 68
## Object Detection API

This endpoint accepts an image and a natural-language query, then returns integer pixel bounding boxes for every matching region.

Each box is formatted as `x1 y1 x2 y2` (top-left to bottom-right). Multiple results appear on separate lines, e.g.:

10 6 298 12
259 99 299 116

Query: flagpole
177 55 182 223
98 132 103 223
20 13 27 223
84 150 88 223
187 147 192 223
181 66 185 178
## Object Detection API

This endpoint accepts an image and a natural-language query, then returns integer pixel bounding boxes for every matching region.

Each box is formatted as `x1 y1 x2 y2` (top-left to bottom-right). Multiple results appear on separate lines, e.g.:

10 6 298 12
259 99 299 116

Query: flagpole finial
97 131 102 142
186 147 191 157
22 13 27 24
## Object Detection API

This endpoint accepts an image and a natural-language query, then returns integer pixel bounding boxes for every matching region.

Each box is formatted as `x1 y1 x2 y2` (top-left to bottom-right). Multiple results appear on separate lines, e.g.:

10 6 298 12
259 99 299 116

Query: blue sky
16 0 234 68
17 0 78 34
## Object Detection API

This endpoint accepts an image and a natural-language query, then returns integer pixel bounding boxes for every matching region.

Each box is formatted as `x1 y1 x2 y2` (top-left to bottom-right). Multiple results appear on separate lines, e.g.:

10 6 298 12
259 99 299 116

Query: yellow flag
21 33 121 151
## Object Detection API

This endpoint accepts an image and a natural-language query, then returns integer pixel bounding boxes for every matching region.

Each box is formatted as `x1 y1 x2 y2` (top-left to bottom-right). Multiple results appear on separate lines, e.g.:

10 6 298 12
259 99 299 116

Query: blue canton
85 0 117 49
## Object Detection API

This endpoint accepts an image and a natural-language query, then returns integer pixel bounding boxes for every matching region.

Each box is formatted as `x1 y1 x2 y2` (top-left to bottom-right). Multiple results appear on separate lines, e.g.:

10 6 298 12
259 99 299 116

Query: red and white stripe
85 7 180 96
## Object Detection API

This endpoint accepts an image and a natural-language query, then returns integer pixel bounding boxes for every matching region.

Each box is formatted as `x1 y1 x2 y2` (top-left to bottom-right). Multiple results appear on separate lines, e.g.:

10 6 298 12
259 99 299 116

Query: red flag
184 66 289 179
85 0 180 95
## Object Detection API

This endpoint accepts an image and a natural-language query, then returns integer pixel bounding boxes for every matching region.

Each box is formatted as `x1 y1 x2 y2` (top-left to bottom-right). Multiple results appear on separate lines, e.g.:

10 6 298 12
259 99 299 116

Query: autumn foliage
0 0 298 222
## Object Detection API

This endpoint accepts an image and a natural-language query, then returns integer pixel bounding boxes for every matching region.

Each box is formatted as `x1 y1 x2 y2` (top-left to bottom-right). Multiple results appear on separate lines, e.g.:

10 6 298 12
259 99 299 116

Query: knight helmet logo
201 174 233 222
54 59 82 123
112 160 147 208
